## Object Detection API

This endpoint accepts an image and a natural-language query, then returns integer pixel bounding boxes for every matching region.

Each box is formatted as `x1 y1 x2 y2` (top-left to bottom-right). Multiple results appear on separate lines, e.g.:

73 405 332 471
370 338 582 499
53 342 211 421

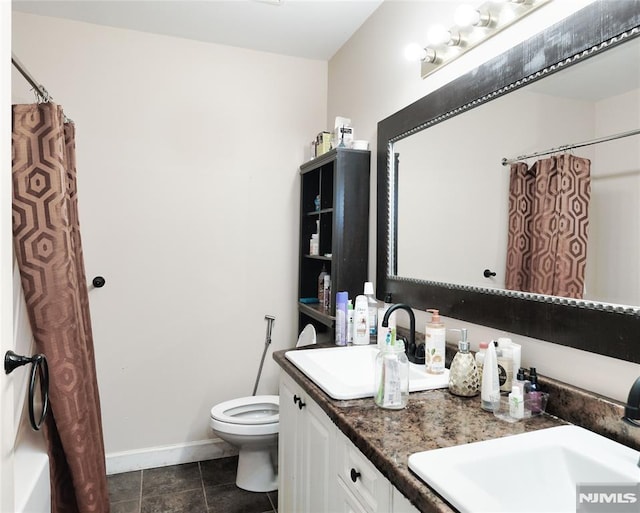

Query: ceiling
12 0 384 60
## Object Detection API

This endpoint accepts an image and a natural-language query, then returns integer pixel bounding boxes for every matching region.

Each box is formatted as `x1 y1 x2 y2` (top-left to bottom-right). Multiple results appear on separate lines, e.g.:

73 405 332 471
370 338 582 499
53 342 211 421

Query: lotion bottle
481 340 500 411
425 309 446 374
353 294 370 345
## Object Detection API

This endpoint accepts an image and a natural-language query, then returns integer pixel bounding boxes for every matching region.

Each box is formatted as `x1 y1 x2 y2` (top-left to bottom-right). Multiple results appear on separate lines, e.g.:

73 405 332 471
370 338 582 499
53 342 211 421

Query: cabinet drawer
335 430 391 512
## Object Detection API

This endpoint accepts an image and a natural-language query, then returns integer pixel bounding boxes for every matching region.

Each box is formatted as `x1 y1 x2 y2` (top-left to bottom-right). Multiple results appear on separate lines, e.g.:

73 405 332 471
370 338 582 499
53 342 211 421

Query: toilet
209 324 315 493
209 395 279 492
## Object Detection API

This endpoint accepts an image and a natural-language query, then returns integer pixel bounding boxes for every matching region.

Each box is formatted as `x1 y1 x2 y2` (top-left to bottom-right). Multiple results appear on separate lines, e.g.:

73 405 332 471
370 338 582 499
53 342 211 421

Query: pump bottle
425 309 446 374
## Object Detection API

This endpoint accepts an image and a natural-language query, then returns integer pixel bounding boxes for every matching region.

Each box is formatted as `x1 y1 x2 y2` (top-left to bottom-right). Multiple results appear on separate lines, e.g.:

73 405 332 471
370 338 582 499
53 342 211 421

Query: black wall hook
483 269 497 278
92 276 106 288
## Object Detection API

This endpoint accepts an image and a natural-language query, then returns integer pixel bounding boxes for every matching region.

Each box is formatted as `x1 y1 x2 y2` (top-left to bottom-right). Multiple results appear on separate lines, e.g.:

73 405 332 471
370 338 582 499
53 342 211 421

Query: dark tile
108 471 142 503
205 483 272 513
199 457 238 487
267 490 278 512
141 489 207 513
142 463 202 497
111 499 141 513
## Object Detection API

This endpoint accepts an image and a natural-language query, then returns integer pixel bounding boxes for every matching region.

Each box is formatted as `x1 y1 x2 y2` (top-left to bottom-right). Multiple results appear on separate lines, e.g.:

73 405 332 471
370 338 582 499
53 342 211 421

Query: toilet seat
210 395 279 425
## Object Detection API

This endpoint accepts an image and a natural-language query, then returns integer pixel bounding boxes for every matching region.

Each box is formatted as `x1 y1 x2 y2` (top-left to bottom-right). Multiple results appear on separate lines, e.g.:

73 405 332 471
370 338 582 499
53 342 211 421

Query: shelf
306 208 333 216
304 254 332 261
298 302 334 327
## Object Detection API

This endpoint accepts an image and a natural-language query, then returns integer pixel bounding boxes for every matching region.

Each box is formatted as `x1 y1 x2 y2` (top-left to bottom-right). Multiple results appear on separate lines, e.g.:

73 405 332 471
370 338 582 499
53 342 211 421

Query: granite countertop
274 345 566 513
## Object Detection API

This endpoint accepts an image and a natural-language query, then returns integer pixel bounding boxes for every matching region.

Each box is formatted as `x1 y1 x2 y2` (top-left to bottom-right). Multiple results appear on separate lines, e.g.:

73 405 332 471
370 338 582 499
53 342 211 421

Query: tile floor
107 456 277 513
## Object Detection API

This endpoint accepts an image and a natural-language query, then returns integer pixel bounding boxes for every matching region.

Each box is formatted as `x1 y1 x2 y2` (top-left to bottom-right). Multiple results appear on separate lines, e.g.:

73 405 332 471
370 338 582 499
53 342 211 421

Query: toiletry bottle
515 368 531 418
318 265 328 304
335 292 348 346
496 342 514 393
346 300 354 344
377 293 395 349
509 385 524 419
425 309 446 375
364 282 378 338
322 273 331 310
374 337 409 409
481 340 500 411
448 329 480 397
475 342 489 388
528 367 542 413
353 295 370 345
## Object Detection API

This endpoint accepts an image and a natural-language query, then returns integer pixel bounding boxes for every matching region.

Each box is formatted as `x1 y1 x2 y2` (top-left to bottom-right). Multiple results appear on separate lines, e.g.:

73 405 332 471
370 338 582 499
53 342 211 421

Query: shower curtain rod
11 53 53 102
501 127 640 166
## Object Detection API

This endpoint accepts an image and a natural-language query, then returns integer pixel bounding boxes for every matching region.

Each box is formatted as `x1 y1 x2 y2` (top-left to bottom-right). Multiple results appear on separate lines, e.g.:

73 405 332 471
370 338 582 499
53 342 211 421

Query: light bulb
454 5 480 27
427 25 451 46
404 43 427 62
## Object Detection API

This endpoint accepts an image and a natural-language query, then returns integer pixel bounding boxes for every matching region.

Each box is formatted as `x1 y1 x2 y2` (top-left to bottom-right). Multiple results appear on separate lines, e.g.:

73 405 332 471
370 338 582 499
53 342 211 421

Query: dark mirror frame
377 0 640 364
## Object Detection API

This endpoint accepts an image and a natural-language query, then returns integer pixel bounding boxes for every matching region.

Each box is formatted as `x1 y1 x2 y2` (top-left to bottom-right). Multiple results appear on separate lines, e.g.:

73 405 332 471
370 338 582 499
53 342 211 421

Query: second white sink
409 425 640 513
285 345 449 400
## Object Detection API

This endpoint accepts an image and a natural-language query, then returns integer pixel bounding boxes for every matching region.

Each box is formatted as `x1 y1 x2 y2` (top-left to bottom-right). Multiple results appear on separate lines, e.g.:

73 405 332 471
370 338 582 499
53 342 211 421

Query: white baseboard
105 438 238 475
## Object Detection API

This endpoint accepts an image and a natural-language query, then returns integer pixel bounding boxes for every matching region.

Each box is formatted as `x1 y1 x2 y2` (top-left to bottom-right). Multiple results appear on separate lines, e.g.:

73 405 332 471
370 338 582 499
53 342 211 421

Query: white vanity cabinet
279 372 334 513
279 372 420 513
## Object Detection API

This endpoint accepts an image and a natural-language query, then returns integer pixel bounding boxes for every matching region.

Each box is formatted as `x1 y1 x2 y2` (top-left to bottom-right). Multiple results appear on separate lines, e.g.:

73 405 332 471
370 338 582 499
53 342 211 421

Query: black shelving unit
298 148 370 342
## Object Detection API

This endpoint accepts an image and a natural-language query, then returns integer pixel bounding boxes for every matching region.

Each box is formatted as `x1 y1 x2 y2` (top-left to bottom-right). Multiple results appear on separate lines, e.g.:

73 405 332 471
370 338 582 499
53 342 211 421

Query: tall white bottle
481 341 500 411
353 295 370 345
364 282 378 338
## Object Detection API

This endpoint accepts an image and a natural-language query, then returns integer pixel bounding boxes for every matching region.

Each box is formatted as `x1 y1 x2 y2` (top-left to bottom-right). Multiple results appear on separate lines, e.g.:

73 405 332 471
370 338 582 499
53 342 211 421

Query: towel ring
4 351 50 431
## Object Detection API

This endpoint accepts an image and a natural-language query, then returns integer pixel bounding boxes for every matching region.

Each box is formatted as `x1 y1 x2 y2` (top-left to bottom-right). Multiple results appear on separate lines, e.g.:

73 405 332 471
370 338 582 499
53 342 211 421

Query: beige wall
12 12 327 460
328 0 640 403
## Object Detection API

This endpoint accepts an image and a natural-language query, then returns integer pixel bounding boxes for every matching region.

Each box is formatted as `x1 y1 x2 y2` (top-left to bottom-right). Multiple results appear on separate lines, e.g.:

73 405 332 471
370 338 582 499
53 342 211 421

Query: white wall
328 0 640 403
12 12 327 459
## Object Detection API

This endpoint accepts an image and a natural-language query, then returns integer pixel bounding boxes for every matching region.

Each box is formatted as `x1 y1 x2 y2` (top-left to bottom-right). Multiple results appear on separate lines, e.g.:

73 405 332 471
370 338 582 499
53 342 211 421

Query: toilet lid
210 395 279 425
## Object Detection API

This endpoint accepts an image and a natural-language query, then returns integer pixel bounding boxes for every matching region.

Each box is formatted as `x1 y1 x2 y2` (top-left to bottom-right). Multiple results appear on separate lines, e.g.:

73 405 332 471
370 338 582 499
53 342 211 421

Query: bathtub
14 419 50 513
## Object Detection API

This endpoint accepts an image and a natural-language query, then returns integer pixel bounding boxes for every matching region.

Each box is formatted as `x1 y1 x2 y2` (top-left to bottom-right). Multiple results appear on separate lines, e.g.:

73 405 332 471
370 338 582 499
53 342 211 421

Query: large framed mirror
377 0 640 363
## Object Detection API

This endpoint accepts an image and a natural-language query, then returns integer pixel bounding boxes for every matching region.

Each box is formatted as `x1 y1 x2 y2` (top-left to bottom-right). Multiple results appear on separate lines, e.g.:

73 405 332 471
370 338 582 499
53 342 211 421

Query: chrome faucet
381 303 424 365
623 376 640 467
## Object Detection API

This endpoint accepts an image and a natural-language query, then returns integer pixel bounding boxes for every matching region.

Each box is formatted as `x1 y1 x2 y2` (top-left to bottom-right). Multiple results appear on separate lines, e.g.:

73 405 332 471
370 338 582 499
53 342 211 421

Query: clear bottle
425 309 446 374
374 339 409 409
364 282 378 338
448 329 479 397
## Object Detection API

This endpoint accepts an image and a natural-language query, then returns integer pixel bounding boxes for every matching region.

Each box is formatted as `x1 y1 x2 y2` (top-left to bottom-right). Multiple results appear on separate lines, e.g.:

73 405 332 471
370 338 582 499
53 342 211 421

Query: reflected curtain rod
501 128 640 166
11 53 53 102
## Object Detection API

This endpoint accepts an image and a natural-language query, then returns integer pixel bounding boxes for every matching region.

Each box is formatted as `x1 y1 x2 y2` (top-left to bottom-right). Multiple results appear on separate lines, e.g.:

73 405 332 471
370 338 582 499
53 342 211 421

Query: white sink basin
409 425 640 513
285 345 449 400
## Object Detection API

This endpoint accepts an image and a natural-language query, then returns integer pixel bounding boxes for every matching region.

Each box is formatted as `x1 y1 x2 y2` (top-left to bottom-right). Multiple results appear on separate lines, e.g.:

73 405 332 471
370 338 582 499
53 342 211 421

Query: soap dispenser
448 328 480 397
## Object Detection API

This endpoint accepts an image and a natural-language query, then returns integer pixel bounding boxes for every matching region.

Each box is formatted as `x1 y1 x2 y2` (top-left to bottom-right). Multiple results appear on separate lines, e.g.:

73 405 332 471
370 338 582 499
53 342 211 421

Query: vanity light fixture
407 0 550 78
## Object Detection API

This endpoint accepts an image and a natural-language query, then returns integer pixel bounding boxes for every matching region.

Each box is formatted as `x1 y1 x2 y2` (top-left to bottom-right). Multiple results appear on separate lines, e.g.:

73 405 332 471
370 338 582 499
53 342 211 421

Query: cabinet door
334 477 370 513
278 374 302 513
300 397 334 513
335 430 391 512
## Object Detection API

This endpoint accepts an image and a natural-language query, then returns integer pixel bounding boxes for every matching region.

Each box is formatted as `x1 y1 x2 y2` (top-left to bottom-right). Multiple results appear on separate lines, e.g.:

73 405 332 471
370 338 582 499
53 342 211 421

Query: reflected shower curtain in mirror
12 103 109 513
505 154 591 299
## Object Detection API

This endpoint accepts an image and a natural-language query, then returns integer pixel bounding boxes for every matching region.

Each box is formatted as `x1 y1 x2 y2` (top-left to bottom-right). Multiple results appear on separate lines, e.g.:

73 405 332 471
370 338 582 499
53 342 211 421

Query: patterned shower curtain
12 103 109 513
505 154 591 299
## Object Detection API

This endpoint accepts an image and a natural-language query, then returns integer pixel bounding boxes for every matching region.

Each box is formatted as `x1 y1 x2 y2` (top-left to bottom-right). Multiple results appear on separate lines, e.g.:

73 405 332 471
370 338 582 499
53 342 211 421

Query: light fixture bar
421 0 550 79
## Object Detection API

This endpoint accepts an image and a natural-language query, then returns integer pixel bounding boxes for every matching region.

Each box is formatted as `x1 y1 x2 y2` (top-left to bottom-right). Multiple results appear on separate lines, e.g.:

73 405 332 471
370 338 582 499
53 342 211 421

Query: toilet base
236 442 278 493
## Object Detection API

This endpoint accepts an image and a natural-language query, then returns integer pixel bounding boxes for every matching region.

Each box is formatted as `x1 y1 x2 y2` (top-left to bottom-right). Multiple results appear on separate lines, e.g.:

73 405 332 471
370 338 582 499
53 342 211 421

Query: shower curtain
505 154 591 299
12 103 110 513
